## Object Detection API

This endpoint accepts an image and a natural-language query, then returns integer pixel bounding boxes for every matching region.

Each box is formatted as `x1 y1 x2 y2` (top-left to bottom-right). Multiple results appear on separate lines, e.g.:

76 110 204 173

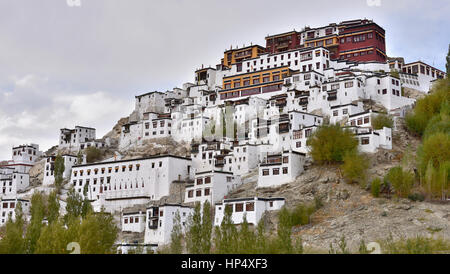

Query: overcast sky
0 0 449 160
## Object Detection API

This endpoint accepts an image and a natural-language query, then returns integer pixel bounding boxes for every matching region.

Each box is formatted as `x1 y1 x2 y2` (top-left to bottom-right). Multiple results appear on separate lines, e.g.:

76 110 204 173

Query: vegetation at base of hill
371 113 394 130
166 200 321 254
0 189 118 254
307 124 359 164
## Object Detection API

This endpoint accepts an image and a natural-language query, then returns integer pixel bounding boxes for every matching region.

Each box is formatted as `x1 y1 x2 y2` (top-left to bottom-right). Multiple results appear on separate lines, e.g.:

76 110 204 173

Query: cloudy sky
0 0 449 160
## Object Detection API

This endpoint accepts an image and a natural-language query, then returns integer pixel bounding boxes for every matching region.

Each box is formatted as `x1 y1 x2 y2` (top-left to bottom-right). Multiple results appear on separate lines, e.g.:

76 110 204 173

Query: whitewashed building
43 154 82 186
184 170 242 205
0 198 30 226
122 210 146 233
70 155 192 212
144 203 193 246
214 197 285 226
59 126 105 151
258 151 306 188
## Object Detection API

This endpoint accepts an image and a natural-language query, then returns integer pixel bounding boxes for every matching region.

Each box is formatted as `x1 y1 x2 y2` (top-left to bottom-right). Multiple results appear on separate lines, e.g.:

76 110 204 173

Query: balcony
299 99 308 105
327 93 337 101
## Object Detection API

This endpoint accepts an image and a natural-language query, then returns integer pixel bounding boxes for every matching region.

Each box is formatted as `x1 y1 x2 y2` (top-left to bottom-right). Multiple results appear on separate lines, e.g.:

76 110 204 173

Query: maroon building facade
264 19 387 63
337 20 387 63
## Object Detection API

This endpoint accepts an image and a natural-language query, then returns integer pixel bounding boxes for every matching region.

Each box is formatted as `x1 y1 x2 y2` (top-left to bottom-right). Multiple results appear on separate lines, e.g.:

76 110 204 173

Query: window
333 110 338 116
188 190 193 198
262 169 269 176
124 218 128 224
246 202 254 211
282 156 289 163
296 141 301 148
204 188 210 196
197 178 203 185
235 203 244 212
343 108 348 115
345 81 353 88
196 190 202 197
273 168 280 175
283 167 288 174
205 176 211 184
361 137 370 145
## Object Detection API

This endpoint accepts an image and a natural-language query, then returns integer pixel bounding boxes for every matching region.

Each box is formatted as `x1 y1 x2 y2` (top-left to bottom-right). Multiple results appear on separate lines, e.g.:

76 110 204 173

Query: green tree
200 201 212 254
417 132 450 175
25 192 46 254
54 154 65 190
81 197 93 218
64 187 83 223
35 220 67 254
237 214 256 253
78 211 118 254
47 190 60 224
385 166 415 198
214 204 237 254
341 150 369 186
85 147 103 163
170 211 183 254
371 113 394 130
186 202 202 254
276 207 293 253
0 202 26 254
306 124 359 164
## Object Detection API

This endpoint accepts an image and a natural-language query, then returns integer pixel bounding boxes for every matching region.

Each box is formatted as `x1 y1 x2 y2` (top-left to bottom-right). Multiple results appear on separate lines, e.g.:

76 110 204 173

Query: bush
371 178 382 197
423 108 450 139
341 150 369 186
307 124 358 164
384 166 415 198
85 147 104 163
371 114 393 130
405 78 450 136
417 132 450 175
408 192 425 202
381 235 450 254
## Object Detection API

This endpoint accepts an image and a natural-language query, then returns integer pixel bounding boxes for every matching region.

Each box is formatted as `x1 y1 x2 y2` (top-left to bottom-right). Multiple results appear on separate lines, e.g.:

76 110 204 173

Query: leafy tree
64 187 84 223
0 203 26 254
417 132 450 175
77 211 118 254
341 150 369 186
47 190 60 224
236 214 256 254
186 202 202 254
170 211 183 254
371 113 393 130
85 147 103 163
214 204 237 254
276 207 293 253
25 192 46 254
255 217 267 254
385 166 415 198
35 220 67 254
81 197 93 219
307 124 358 164
54 154 65 190
200 201 212 254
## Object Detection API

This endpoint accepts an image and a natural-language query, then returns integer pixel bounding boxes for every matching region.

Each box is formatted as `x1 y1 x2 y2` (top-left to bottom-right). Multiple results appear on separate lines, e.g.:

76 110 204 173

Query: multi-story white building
258 150 306 188
59 126 105 151
144 203 193 246
214 197 285 226
0 198 30 226
70 155 193 212
122 210 146 233
42 154 82 186
184 170 242 205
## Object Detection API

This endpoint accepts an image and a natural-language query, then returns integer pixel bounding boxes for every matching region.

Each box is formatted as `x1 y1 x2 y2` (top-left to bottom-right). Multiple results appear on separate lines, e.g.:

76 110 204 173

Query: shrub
371 113 393 130
384 166 415 198
85 147 103 163
408 192 425 202
371 178 382 197
405 78 450 136
341 150 369 186
381 235 450 254
306 124 358 164
417 132 450 174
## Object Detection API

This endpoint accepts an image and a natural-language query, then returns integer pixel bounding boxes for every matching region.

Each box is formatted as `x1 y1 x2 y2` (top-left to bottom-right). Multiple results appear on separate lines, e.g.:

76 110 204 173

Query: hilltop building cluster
0 19 446 252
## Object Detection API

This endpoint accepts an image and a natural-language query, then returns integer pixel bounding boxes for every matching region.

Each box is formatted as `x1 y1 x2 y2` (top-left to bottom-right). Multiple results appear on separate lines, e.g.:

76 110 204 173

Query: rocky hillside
227 117 450 252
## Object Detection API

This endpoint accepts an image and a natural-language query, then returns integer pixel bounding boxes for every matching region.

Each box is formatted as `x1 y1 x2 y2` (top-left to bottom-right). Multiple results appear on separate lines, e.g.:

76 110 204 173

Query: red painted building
337 19 386 62
265 31 301 54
